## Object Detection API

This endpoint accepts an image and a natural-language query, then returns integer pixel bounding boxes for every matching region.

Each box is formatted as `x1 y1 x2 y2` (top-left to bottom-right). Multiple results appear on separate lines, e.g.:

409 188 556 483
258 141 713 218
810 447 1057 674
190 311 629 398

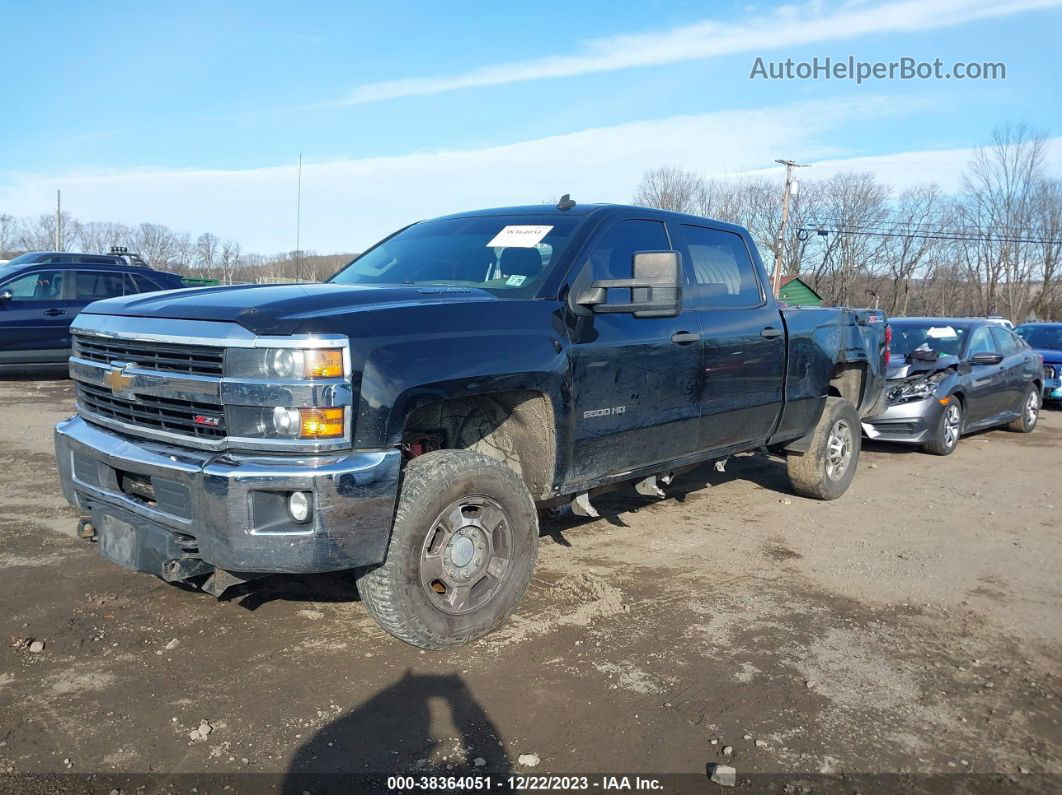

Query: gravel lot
0 373 1059 791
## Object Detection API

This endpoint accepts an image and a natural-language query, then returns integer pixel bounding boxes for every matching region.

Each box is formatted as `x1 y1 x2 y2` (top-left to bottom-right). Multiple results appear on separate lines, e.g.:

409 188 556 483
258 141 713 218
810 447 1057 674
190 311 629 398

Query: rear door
991 326 1036 412
673 223 785 451
964 325 1007 424
0 269 72 363
565 217 704 484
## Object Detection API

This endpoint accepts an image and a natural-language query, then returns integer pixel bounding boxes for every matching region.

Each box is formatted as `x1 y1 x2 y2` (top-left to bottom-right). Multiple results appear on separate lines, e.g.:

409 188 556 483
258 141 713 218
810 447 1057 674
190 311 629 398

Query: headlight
886 371 949 405
228 405 346 440
226 347 345 379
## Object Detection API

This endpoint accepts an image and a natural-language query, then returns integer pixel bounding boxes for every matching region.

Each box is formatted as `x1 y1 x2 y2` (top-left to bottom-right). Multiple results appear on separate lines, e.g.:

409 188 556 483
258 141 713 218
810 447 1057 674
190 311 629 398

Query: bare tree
633 166 705 213
958 123 1047 318
0 214 15 255
195 232 220 274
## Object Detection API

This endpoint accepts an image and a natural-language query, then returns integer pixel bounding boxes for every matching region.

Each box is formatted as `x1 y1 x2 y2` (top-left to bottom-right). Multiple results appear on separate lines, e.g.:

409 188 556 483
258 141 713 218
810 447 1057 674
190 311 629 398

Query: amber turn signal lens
299 407 344 438
305 349 344 378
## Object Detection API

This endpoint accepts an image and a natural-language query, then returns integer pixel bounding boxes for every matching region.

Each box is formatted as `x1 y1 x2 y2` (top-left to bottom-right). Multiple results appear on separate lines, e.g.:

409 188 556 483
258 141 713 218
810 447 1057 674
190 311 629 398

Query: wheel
356 450 538 648
1006 384 1040 433
787 397 861 500
923 397 962 456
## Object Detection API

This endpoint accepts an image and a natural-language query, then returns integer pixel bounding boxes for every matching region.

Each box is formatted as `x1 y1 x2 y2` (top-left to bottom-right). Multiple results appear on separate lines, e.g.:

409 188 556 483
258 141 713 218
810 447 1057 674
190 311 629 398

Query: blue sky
1 0 1061 252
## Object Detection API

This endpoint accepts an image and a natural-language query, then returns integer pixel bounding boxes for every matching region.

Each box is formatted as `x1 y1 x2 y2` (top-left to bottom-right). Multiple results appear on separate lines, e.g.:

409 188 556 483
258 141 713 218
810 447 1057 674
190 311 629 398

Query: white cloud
337 0 1061 104
1 95 1057 254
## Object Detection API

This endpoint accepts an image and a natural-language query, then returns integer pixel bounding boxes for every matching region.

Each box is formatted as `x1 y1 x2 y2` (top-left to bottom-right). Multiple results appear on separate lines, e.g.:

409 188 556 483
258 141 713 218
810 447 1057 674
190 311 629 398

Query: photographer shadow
282 670 511 794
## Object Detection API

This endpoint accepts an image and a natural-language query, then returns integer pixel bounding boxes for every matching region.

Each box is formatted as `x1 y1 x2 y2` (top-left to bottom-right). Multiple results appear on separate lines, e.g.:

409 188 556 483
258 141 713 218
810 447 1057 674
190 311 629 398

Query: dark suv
0 252 187 366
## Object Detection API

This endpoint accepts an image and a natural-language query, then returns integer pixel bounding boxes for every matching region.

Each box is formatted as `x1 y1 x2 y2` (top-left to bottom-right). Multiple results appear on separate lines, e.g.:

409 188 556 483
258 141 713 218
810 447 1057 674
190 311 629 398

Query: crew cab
0 251 187 366
54 202 887 647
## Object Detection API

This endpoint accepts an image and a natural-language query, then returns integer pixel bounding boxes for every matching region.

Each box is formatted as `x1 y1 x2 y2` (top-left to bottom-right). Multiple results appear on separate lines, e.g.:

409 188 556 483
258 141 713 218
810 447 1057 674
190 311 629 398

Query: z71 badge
583 405 626 419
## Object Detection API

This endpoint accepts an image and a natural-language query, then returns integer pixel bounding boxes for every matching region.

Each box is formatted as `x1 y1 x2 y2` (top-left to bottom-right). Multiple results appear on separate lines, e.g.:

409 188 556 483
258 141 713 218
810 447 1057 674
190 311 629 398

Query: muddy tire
1006 384 1040 433
787 397 861 501
923 397 962 456
356 450 538 649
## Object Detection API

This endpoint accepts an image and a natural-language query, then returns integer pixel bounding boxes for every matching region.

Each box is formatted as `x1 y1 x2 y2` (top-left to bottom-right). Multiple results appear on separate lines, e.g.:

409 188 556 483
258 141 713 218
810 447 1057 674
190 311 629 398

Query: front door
565 217 704 485
0 269 73 363
964 325 1007 425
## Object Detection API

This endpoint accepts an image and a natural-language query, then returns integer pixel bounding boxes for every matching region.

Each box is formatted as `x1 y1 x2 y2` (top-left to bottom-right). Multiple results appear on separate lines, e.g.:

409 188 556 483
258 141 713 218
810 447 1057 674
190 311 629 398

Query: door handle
760 327 783 339
670 331 700 345
43 309 67 317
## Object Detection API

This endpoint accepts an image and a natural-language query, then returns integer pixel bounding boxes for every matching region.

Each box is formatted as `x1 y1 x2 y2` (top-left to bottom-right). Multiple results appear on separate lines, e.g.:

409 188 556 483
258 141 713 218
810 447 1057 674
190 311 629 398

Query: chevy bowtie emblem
104 363 136 397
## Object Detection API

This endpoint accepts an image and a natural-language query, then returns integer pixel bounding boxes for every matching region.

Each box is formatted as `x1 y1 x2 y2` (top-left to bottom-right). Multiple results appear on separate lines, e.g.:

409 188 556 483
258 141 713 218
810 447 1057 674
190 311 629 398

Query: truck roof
432 203 752 236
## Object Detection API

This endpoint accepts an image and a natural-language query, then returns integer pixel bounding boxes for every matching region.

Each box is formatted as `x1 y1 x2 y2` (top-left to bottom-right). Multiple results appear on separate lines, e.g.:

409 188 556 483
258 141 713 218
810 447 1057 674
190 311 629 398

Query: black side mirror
970 352 1004 365
575 250 681 318
0 289 13 302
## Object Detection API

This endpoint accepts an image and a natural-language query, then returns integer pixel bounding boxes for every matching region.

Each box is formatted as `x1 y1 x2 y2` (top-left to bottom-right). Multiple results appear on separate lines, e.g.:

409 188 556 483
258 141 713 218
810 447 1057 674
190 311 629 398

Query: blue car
0 252 188 367
1016 322 1062 403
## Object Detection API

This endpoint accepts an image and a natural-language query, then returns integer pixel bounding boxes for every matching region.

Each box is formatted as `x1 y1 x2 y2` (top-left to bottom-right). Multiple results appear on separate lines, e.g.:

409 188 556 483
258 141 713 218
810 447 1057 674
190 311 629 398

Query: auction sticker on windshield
927 326 959 339
486 225 553 248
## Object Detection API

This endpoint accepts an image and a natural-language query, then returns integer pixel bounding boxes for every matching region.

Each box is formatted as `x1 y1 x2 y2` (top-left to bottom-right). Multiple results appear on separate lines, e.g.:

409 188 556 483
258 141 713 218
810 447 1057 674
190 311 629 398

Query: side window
72 270 129 300
967 326 997 357
130 273 161 293
588 219 670 282
1 270 63 301
682 225 764 308
990 326 1020 355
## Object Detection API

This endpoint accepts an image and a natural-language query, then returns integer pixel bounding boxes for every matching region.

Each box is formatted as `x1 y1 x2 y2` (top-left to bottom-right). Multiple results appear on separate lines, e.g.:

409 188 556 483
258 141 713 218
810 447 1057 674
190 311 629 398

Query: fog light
288 491 312 523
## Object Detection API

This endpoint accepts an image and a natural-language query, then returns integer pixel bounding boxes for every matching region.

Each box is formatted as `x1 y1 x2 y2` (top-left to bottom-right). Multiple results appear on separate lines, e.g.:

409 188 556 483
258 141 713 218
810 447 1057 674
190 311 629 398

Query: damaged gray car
864 318 1043 455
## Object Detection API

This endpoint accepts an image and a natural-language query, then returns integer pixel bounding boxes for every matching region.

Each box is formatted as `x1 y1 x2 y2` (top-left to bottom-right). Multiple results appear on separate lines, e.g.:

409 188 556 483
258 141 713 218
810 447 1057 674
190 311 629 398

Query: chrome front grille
68 316 353 453
73 332 223 376
75 382 226 440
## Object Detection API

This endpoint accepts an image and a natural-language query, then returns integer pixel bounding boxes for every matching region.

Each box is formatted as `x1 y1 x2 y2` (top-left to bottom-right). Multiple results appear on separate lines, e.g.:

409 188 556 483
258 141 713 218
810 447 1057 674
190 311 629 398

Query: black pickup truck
55 202 887 647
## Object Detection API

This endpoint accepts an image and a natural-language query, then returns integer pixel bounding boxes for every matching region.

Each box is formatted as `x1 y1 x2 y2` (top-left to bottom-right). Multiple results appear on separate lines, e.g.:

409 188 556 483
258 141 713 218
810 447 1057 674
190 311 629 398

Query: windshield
329 216 578 296
3 253 42 267
889 323 967 358
1016 325 1062 350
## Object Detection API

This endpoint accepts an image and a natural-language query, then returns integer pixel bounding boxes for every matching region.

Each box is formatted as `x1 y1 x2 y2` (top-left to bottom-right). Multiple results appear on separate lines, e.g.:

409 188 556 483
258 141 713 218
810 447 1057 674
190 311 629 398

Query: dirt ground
0 372 1059 792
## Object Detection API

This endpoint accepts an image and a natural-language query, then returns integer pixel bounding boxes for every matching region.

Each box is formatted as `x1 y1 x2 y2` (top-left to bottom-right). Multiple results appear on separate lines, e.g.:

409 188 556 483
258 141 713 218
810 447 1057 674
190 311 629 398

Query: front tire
357 450 538 649
923 398 962 456
787 397 861 500
1006 384 1040 433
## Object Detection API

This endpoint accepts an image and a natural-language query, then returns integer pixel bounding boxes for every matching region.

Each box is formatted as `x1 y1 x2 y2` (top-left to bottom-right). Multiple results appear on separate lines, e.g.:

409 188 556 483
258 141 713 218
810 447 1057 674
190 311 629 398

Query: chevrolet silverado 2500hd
55 202 887 648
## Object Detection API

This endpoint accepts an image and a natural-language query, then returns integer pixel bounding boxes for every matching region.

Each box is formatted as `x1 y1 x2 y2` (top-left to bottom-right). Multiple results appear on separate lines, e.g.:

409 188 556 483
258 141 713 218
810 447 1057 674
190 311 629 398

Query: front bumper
1044 377 1062 402
55 415 401 576
862 395 948 444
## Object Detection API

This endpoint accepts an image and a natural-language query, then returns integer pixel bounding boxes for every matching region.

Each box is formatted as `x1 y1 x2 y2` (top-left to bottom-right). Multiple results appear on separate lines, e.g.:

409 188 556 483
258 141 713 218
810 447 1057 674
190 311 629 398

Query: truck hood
1033 348 1062 366
81 283 498 335
886 353 960 380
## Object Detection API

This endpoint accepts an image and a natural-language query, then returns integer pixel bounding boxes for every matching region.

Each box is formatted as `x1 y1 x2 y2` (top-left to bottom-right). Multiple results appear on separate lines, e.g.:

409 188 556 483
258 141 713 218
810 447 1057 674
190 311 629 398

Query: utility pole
55 190 62 251
772 159 809 296
295 154 302 282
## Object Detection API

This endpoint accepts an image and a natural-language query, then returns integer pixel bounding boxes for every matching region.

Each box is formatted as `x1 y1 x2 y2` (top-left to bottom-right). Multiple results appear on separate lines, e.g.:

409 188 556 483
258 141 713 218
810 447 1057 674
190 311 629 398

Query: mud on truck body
55 202 888 648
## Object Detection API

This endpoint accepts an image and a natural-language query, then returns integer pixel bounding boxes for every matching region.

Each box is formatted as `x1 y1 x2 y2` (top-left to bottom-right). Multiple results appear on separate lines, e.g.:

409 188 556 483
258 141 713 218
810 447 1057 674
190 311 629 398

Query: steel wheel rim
825 419 853 481
1025 391 1039 426
943 404 961 448
419 495 513 616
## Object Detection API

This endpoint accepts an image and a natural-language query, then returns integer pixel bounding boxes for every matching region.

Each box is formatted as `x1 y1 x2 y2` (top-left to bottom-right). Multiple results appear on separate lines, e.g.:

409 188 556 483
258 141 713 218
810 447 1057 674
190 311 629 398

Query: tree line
633 123 1062 321
0 214 356 284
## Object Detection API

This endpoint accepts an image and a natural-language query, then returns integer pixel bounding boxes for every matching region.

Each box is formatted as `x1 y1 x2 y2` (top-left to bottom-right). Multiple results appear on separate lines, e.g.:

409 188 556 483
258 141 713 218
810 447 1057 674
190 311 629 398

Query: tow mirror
970 352 1004 365
0 289 13 302
575 250 681 318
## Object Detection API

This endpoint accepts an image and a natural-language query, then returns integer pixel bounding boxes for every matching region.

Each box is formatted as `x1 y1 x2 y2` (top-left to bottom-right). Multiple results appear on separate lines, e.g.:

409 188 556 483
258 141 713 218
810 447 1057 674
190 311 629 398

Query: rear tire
356 450 538 649
923 398 962 456
1006 385 1040 433
787 397 861 501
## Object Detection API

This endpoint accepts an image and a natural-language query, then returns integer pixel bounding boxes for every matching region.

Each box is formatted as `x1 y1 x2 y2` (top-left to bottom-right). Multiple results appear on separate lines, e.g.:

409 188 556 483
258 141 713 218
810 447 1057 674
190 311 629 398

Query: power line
797 225 1062 245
